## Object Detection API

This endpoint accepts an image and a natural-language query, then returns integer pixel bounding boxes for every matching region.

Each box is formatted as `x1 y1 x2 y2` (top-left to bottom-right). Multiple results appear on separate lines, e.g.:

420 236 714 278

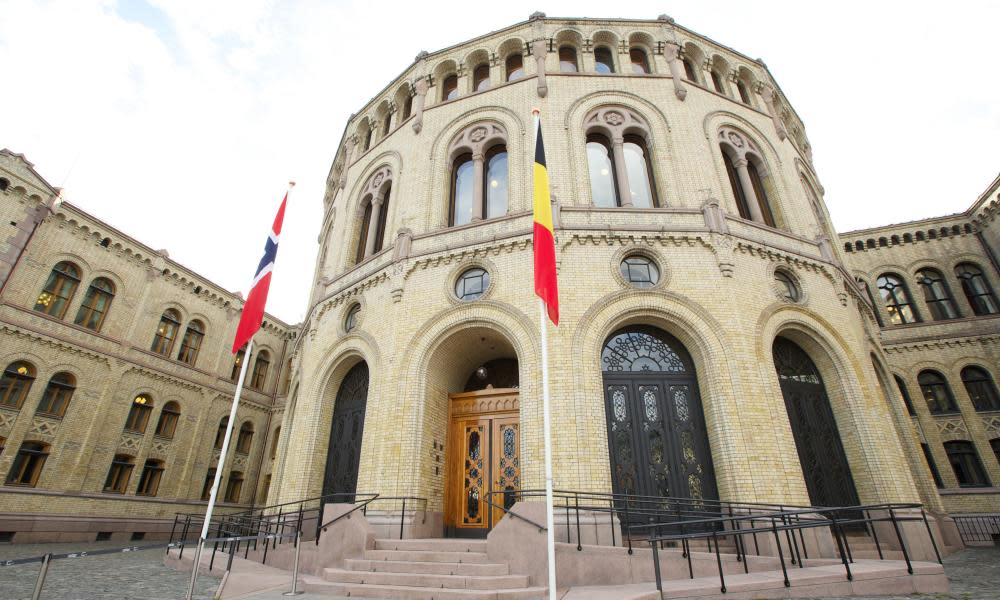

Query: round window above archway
774 270 801 302
344 303 361 332
455 268 490 301
620 255 660 288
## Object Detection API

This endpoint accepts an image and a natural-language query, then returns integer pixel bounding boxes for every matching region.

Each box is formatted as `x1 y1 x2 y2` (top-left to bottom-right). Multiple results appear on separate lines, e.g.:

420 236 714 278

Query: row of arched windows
34 261 115 332
894 365 1000 416
868 263 998 326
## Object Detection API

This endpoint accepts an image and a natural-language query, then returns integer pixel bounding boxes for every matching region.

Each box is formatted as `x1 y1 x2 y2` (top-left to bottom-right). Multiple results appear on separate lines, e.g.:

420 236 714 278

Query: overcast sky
3 0 998 324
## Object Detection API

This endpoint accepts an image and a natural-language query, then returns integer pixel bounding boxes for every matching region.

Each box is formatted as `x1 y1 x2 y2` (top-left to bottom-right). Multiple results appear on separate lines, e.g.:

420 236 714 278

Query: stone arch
462 48 492 92
373 99 392 138
393 83 412 122
354 116 374 153
681 41 706 85
626 31 656 73
736 65 759 106
553 28 585 70
709 54 731 95
712 119 788 229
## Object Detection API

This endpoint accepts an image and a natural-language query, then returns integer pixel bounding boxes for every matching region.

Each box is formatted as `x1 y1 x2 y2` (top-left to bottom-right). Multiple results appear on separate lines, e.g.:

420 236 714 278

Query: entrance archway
322 361 369 497
772 337 859 508
601 326 717 505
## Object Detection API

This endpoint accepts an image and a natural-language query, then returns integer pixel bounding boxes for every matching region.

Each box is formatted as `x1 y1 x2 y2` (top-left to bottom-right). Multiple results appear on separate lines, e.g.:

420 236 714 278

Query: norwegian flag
232 191 289 353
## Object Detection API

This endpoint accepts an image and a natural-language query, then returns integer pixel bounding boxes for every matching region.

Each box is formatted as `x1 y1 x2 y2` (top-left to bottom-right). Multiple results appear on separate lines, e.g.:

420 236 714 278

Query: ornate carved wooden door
445 389 520 537
773 337 860 508
322 362 369 498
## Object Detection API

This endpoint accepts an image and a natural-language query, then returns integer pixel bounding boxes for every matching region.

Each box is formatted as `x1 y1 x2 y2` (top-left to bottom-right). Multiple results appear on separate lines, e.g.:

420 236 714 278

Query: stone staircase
313 538 547 599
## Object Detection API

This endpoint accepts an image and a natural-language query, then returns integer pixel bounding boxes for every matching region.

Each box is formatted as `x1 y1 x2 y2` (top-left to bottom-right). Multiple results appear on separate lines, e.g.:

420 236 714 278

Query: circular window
774 270 800 302
344 304 361 332
620 255 660 288
455 268 490 301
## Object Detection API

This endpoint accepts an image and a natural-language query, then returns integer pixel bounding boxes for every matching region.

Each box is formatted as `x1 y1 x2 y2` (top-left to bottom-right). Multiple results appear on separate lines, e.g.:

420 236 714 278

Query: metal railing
952 513 1000 544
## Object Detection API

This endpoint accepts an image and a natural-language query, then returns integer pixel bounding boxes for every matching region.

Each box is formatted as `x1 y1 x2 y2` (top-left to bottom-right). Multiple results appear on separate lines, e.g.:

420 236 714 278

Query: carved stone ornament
469 127 488 143
604 111 625 126
727 132 744 148
372 172 385 187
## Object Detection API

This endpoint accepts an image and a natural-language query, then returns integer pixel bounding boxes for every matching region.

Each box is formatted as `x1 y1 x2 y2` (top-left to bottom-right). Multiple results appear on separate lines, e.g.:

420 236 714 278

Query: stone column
611 135 632 207
471 152 485 221
364 197 383 257
759 85 788 141
734 158 764 222
663 42 687 101
532 39 548 97
338 136 356 190
411 78 429 134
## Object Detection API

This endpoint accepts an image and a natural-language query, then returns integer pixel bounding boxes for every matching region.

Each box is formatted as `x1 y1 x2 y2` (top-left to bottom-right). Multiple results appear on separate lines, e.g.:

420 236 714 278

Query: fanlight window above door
601 327 688 373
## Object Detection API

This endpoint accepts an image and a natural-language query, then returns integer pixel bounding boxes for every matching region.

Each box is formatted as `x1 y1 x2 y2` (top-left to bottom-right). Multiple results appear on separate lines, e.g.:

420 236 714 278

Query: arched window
74 277 115 331
150 309 181 355
155 401 181 438
103 454 134 493
362 127 373 152
124 395 153 433
34 261 80 318
355 195 373 263
215 417 229 449
682 57 697 82
136 459 164 496
944 441 990 487
746 161 775 226
961 366 1000 412
586 134 619 208
373 183 390 253
955 263 999 315
6 441 49 487
450 153 475 226
225 470 245 503
1 361 36 409
382 112 391 137
201 468 216 500
442 74 458 101
231 347 246 381
236 421 254 454
559 46 578 72
250 351 270 391
721 150 752 220
876 274 920 325
774 270 800 302
270 427 281 459
177 320 204 365
736 80 751 104
505 53 523 81
916 268 959 320
622 135 656 208
455 267 490 301
629 48 649 74
0 177 8 191
36 372 75 417
473 63 490 91
402 94 413 120
594 46 615 73
710 70 725 93
485 145 508 219
894 375 916 416
918 371 958 414
345 303 361 332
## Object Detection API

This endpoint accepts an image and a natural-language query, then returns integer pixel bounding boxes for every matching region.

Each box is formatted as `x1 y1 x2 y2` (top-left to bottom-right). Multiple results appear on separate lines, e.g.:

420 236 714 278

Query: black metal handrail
952 513 1000 544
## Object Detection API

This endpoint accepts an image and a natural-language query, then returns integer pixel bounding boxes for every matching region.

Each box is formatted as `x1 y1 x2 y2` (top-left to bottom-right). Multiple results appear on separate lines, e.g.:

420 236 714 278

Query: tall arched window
355 196 373 263
177 320 204 365
450 153 475 226
224 470 244 503
473 63 490 91
151 309 181 355
251 351 270 390
876 274 920 324
74 277 114 331
231 347 246 381
721 150 751 220
442 74 458 101
381 112 391 137
586 134 618 208
505 53 523 81
629 48 649 74
955 263 999 315
1 361 35 409
559 46 578 72
719 129 778 227
736 80 751 104
155 401 181 438
215 417 229 449
34 261 80 318
373 183 390 253
124 395 153 433
6 441 48 486
682 57 697 82
918 371 958 414
201 468 216 500
710 70 725 93
746 161 775 226
961 366 1000 412
36 372 75 418
623 135 656 208
916 268 959 320
485 145 508 219
402 94 413 120
136 459 164 496
594 46 615 73
363 126 373 152
103 454 134 493
236 421 254 454
893 375 916 416
270 427 281 459
944 441 990 487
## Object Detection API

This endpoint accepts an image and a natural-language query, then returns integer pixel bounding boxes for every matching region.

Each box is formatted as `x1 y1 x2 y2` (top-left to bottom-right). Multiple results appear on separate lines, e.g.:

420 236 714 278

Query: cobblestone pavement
0 541 220 600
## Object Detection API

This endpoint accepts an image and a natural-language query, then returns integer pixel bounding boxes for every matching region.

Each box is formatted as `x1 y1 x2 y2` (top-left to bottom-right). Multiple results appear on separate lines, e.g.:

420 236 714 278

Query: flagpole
534 110 558 600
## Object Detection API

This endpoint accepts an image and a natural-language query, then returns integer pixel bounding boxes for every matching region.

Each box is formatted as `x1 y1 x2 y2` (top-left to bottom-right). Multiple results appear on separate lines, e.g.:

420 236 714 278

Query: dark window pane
916 269 959 320
620 256 659 288
456 268 490 301
629 48 649 74
505 54 523 81
622 137 655 208
451 155 475 226
944 441 990 487
594 47 614 74
877 274 920 325
955 263 999 315
559 47 578 72
962 366 1000 411
474 64 491 91
918 371 958 414
485 148 508 219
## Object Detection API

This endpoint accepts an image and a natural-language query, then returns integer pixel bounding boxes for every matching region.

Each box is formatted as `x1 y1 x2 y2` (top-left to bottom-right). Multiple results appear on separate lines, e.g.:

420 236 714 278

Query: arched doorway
322 361 369 497
601 326 717 505
772 337 859 507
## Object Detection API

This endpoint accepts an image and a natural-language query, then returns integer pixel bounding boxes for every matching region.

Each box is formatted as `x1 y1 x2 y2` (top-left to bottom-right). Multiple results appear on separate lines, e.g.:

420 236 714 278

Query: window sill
939 487 1000 495
35 412 64 420
153 435 174 442
929 411 962 417
102 490 126 495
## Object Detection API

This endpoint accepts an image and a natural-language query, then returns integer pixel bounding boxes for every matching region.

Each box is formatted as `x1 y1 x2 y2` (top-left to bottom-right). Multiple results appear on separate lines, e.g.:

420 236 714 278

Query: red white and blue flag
232 192 288 353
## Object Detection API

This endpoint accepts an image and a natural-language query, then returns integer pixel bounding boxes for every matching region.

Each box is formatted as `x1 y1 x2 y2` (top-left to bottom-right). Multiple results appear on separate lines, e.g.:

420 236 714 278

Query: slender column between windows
663 42 687 101
532 39 548 97
412 78 428 134
759 85 788 141
472 152 485 221
364 198 383 257
734 158 765 223
611 136 633 207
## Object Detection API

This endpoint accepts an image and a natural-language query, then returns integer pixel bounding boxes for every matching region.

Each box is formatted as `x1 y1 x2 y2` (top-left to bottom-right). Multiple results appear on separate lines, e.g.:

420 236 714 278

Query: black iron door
602 327 717 513
322 361 369 497
773 337 860 508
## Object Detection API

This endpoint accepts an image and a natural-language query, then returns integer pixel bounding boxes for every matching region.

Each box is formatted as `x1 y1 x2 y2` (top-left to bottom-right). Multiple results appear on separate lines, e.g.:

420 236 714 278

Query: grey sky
3 0 997 323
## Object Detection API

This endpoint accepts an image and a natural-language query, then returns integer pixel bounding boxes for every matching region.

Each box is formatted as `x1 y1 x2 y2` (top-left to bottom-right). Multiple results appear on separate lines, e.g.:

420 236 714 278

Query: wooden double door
445 389 520 537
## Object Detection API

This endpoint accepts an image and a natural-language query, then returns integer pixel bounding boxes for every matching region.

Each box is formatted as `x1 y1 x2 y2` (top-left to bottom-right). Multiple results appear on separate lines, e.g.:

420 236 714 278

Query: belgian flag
533 114 559 325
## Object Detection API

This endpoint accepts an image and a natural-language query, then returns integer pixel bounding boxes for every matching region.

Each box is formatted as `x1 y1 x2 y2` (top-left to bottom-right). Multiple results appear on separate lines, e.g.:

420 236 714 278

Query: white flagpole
534 111 558 600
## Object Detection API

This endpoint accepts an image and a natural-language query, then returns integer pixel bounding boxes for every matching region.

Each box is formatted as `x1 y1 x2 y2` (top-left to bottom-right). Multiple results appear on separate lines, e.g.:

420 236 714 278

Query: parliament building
1 14 999 546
